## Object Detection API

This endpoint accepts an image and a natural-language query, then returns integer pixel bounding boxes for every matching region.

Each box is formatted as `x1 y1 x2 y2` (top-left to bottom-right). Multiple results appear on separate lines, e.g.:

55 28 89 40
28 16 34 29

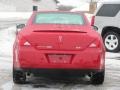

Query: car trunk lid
23 25 94 51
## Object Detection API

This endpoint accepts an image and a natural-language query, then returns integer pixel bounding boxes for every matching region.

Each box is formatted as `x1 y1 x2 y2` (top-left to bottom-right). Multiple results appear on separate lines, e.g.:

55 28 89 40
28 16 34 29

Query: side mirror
16 24 25 29
92 26 98 31
16 24 25 35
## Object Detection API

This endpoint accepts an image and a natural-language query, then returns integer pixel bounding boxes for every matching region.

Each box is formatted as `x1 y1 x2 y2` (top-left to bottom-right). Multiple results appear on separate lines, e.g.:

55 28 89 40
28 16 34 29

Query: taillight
91 16 95 26
19 37 31 46
89 43 97 48
89 39 100 48
23 41 31 46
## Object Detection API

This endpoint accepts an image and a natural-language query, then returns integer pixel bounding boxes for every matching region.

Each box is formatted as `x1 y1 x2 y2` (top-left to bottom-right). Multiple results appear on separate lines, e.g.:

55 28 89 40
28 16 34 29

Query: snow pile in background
0 12 32 29
58 0 89 7
0 26 16 70
0 26 16 57
0 12 32 20
59 0 90 11
71 4 89 11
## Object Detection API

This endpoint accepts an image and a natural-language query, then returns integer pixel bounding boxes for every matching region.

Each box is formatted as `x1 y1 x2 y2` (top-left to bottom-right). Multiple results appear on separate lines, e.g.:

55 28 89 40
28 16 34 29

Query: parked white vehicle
91 3 120 52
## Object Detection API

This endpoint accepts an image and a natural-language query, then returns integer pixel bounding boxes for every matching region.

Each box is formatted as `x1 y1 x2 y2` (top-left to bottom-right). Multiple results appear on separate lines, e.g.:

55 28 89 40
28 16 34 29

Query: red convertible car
13 11 105 85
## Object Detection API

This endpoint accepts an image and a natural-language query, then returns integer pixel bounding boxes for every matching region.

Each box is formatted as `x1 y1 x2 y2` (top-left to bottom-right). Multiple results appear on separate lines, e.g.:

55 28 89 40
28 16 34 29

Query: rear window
96 4 120 17
34 13 84 25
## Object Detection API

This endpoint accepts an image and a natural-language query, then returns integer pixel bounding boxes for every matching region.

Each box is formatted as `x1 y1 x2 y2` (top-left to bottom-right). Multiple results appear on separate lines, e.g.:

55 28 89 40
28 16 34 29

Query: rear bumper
13 46 105 70
14 68 104 77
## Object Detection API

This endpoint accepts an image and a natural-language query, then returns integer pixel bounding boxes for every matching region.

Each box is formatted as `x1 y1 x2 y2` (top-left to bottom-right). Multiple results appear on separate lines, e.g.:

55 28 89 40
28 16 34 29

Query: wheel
103 31 120 52
13 69 26 84
90 70 105 85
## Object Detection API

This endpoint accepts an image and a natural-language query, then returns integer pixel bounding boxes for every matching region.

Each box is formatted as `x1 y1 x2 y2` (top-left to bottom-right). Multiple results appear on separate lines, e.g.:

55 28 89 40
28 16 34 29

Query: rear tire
13 69 26 84
103 31 120 52
90 70 105 85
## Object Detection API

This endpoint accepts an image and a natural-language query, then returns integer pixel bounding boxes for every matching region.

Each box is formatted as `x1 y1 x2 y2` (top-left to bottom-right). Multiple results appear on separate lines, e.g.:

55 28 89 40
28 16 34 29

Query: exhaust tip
26 72 31 76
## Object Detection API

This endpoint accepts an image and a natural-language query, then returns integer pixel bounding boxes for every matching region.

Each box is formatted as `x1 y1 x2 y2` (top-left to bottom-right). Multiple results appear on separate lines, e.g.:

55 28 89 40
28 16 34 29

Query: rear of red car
13 12 105 85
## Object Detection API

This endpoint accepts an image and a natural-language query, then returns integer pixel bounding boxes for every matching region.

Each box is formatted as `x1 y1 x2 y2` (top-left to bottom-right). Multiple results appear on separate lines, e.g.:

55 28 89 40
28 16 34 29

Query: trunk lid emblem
58 36 63 43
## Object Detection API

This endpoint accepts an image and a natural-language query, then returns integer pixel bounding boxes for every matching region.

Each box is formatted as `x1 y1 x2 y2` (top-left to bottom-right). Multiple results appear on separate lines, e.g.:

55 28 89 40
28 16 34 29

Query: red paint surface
13 11 105 70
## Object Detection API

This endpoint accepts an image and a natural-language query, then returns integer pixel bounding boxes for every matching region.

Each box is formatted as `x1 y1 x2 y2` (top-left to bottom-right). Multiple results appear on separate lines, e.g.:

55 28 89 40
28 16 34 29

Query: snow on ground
0 26 16 57
0 25 120 89
0 26 15 70
106 52 120 59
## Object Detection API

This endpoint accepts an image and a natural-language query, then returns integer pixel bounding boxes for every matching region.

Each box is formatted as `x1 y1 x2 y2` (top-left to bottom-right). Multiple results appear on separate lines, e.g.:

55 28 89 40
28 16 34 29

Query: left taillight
18 37 31 46
23 41 31 46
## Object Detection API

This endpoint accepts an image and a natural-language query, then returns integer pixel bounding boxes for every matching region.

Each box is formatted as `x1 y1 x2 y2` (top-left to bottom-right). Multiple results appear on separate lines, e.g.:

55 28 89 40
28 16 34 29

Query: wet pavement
0 54 120 90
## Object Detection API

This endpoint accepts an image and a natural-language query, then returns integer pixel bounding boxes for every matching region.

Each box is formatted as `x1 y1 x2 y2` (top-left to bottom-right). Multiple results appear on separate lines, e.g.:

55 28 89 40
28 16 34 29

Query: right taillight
89 43 97 48
91 16 95 26
89 39 100 48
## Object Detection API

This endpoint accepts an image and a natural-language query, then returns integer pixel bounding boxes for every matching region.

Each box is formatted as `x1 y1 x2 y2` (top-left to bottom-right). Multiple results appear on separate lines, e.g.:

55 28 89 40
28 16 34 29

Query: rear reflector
89 43 97 48
24 41 31 46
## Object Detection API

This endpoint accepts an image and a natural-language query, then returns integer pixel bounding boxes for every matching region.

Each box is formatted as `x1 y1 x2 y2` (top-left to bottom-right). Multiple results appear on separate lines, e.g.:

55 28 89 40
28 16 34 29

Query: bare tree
89 0 100 13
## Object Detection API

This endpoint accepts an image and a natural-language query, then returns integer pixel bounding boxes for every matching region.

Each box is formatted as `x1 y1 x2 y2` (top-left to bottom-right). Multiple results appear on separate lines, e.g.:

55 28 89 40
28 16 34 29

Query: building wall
0 3 16 12
13 0 33 12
